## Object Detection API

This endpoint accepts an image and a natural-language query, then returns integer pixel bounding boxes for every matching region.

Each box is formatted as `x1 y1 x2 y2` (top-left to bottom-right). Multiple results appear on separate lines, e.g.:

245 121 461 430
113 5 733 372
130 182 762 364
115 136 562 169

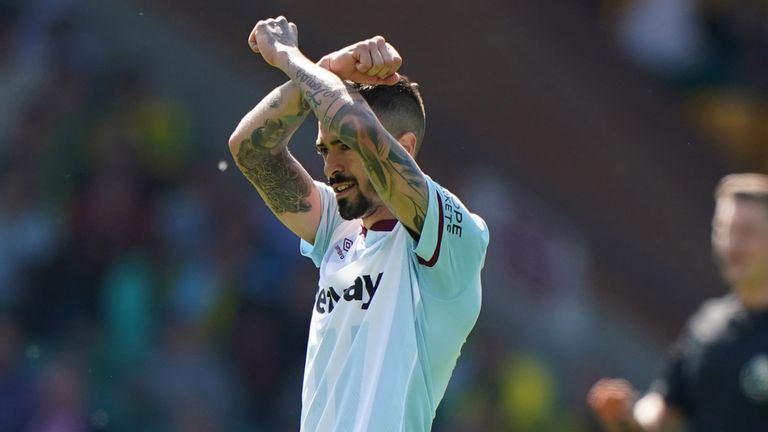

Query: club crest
740 354 768 403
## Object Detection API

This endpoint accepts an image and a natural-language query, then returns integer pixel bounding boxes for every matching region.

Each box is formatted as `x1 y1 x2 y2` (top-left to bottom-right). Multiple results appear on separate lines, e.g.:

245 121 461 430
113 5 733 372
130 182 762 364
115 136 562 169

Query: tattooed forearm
295 69 347 111
337 108 429 233
235 132 313 214
288 60 353 132
338 112 389 186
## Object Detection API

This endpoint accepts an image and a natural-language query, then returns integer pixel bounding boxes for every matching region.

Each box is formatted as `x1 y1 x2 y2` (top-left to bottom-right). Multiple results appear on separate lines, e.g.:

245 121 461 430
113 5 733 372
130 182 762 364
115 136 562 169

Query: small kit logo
334 237 354 260
740 354 768 403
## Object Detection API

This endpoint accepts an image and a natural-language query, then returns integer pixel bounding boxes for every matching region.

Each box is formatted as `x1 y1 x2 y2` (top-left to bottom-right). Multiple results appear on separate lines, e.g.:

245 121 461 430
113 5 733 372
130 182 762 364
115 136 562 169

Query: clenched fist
319 36 402 85
588 378 637 427
248 16 299 68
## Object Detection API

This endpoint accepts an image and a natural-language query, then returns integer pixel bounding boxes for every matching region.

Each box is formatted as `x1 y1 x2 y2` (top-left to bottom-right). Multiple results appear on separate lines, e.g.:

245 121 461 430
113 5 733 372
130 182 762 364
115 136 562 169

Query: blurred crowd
606 0 768 170
2 0 765 431
0 1 315 430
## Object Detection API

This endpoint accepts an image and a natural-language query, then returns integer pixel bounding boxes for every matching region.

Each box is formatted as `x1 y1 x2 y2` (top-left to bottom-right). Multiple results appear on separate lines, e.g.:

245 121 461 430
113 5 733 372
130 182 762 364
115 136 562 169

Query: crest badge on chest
740 354 768 403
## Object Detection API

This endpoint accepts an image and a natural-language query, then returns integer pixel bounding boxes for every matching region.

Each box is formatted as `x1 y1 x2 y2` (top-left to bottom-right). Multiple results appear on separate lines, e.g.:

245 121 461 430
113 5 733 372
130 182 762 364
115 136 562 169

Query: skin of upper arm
264 164 322 244
231 141 323 244
280 185 322 244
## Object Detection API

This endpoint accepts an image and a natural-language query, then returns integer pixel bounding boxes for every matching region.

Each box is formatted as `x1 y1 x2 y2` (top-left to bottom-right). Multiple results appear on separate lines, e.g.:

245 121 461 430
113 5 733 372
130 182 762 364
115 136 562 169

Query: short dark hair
349 75 426 155
716 173 768 209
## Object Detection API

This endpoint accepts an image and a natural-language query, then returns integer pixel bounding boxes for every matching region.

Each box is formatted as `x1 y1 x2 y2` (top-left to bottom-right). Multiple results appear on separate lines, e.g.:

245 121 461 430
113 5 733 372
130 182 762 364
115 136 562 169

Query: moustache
328 175 357 186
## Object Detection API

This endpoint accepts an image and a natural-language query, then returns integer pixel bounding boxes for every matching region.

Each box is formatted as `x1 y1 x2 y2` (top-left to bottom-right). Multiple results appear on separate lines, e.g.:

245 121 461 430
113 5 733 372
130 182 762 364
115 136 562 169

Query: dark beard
329 174 373 220
337 191 372 220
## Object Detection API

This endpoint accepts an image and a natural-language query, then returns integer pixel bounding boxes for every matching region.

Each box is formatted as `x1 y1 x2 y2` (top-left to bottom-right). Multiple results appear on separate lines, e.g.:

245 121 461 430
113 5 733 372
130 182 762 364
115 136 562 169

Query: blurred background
1 0 767 430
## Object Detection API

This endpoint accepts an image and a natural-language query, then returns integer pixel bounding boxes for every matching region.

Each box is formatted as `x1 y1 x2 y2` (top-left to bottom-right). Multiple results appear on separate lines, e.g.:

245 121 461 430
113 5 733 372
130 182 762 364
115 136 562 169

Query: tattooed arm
329 90 428 235
253 17 429 236
228 81 321 243
230 28 405 242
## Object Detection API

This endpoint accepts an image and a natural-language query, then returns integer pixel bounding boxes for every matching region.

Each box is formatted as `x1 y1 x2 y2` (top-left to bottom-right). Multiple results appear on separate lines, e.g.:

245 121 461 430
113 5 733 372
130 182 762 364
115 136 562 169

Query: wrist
317 55 331 70
273 46 302 71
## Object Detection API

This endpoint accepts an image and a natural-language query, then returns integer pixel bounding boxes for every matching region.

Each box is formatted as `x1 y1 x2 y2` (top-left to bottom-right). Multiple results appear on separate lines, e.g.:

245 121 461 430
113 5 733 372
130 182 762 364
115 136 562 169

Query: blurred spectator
617 0 707 78
610 0 768 171
144 320 240 432
0 3 45 147
0 315 37 432
27 355 89 432
0 163 61 305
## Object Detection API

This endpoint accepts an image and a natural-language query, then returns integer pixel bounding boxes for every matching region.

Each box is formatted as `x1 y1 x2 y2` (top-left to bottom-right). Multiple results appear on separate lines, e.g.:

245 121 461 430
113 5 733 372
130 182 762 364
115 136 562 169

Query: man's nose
324 151 343 179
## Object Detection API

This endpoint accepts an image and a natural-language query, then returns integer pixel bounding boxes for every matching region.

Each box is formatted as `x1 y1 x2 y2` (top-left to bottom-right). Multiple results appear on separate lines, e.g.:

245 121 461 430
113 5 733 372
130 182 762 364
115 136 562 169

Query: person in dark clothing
589 173 768 432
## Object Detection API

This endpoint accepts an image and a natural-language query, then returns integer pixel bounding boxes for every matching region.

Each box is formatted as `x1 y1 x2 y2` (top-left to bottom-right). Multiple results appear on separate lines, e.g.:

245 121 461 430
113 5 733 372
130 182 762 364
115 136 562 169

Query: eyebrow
315 140 343 148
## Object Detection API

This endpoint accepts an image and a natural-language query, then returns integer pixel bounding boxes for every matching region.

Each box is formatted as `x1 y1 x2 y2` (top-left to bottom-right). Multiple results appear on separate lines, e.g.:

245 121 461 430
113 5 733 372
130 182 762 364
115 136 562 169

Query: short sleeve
412 177 489 298
650 337 694 416
300 181 345 267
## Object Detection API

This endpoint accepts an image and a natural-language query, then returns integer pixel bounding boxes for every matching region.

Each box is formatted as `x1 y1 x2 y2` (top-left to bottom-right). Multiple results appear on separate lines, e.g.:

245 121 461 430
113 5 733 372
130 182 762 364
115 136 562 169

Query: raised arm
228 79 320 242
230 24 405 243
251 17 429 236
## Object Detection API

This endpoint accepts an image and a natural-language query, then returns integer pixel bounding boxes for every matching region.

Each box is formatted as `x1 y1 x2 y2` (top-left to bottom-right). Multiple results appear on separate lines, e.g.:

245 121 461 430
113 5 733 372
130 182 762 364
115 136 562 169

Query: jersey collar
361 219 398 237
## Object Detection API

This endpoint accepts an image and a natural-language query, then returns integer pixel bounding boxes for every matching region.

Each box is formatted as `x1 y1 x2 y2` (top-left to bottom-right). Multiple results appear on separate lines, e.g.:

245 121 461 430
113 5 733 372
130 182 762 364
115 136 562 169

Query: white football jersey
299 176 489 432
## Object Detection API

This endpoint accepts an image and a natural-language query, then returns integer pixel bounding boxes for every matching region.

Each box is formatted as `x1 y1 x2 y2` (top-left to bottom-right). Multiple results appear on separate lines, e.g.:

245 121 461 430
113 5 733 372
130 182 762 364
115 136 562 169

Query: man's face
712 197 768 288
316 125 384 220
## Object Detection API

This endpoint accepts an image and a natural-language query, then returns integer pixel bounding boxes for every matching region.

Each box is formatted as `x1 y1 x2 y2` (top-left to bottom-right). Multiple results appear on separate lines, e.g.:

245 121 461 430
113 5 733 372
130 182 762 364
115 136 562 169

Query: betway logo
315 273 383 314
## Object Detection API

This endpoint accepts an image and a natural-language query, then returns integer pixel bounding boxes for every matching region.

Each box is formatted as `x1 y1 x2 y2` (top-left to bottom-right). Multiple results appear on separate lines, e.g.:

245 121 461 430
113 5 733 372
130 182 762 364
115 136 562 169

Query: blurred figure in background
0 315 37 432
589 173 768 432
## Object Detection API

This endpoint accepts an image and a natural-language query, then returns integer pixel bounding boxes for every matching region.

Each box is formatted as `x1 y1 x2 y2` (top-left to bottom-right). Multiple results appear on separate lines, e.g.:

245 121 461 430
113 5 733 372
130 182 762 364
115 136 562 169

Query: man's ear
397 132 418 157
